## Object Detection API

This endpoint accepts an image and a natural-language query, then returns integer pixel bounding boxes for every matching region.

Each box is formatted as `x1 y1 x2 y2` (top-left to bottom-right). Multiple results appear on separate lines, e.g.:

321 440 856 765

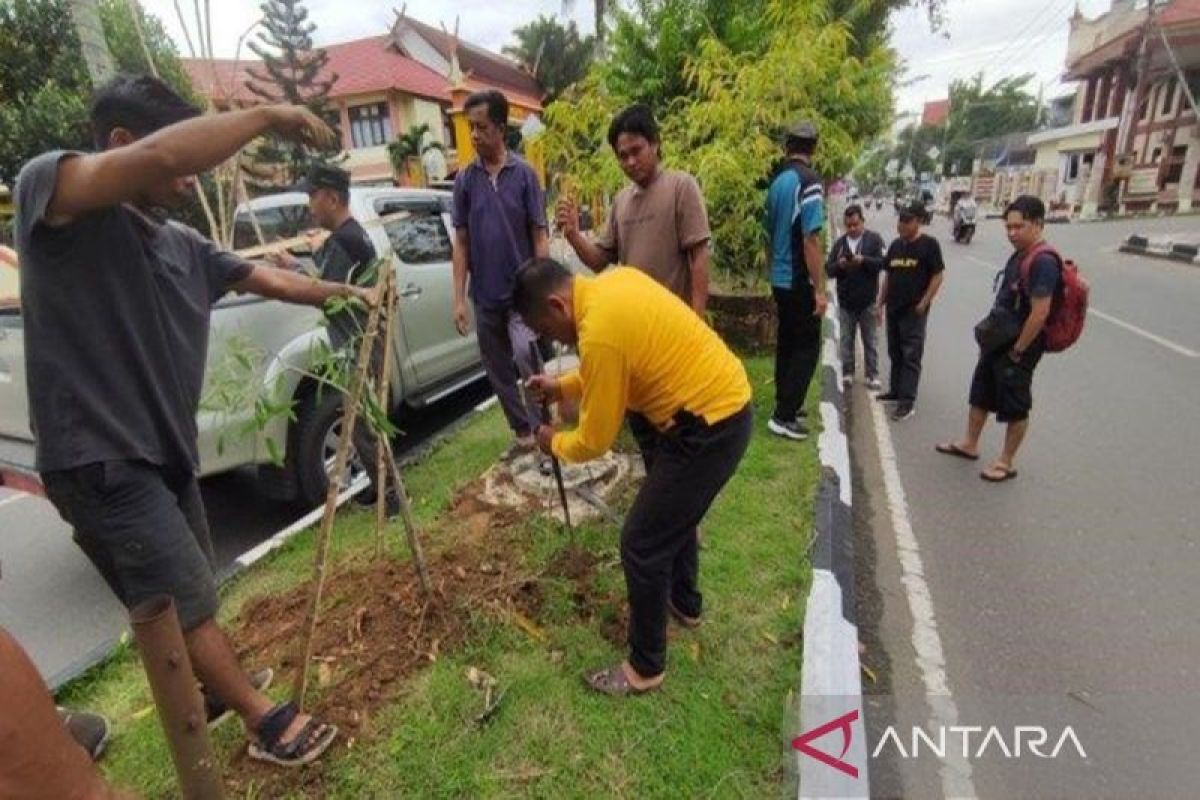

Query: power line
976 0 1077 86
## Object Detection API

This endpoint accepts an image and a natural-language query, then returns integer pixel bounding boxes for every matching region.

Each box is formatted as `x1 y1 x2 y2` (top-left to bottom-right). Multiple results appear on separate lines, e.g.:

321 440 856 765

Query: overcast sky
891 0 1113 116
139 0 596 62
143 0 1114 115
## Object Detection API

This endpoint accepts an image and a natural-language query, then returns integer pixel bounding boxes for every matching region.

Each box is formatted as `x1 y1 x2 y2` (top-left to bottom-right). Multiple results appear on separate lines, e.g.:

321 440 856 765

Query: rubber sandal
980 466 1018 482
205 667 274 730
247 701 338 768
935 443 979 461
583 664 663 697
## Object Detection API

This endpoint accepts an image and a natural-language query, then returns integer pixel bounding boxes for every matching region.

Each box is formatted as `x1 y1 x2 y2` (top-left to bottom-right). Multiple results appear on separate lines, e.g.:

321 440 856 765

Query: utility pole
69 0 114 86
1122 0 1156 160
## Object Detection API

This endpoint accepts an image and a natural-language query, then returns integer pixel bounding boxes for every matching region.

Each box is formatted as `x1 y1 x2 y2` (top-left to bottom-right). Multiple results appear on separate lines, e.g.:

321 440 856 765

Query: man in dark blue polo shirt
451 89 550 456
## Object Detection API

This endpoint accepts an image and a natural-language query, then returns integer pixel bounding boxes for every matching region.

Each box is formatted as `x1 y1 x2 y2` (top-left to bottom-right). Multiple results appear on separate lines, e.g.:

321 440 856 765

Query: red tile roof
322 35 448 101
921 99 950 127
182 35 451 106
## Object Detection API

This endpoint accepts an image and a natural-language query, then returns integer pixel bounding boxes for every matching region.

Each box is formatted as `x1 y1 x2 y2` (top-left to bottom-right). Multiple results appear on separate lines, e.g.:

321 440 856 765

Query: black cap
898 201 926 221
298 165 350 194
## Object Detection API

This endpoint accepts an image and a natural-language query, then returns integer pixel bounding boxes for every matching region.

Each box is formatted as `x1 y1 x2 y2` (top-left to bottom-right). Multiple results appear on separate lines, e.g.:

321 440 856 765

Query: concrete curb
795 296 869 798
1119 234 1200 265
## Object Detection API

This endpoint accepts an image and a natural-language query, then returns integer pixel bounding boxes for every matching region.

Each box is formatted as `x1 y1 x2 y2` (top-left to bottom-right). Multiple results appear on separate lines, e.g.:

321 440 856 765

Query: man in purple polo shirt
452 89 550 456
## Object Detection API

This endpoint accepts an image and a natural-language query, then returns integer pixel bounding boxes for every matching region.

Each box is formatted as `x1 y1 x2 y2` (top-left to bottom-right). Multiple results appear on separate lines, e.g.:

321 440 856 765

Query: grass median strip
58 355 819 798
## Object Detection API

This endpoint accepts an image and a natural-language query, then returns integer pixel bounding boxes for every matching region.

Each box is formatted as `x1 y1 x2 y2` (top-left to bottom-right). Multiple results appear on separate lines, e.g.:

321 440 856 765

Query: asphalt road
851 209 1200 798
0 378 491 689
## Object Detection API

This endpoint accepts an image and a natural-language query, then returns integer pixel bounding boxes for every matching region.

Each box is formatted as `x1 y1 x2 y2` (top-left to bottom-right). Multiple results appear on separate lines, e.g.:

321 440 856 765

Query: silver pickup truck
0 187 484 507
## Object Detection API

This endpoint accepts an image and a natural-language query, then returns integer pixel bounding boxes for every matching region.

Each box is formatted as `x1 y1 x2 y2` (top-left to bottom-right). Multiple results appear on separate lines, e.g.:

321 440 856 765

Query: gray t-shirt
594 169 711 303
15 150 252 473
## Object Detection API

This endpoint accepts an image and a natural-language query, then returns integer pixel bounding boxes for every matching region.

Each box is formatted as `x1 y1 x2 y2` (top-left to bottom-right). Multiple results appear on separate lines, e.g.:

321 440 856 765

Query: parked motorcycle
952 204 977 244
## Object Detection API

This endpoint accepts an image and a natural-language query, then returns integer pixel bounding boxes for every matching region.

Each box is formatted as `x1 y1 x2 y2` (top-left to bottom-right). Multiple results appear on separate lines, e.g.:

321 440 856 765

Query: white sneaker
841 374 853 388
866 378 883 392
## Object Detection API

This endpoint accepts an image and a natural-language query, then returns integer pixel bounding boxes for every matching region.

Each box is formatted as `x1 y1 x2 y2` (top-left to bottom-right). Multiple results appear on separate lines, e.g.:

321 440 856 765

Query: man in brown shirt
556 104 712 315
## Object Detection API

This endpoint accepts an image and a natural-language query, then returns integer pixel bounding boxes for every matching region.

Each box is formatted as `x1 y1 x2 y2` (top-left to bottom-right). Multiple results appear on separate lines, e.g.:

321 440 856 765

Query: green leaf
265 437 284 468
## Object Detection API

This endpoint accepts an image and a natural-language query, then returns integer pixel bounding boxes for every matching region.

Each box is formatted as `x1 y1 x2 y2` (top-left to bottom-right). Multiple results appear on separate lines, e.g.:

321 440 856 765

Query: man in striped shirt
765 121 827 441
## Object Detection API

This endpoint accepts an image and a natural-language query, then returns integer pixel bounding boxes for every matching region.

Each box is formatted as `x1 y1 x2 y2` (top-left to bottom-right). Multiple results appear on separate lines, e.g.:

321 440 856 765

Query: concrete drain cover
476 451 639 524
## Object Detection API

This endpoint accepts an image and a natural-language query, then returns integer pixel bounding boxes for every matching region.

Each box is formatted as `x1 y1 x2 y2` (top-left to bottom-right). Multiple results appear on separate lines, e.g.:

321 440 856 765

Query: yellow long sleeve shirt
551 267 752 463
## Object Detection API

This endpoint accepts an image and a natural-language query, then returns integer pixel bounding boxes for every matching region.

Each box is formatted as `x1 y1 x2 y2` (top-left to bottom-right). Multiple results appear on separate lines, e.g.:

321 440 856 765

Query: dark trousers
773 286 822 422
838 305 879 380
886 306 929 402
473 302 540 437
622 405 753 678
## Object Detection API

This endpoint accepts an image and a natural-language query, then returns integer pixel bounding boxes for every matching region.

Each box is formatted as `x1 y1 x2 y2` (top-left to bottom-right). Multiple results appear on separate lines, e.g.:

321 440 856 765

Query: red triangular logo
792 709 860 779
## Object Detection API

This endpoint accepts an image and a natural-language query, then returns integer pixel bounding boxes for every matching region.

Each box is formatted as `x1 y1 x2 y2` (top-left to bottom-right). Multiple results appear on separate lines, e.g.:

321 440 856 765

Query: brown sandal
981 465 1019 483
584 663 663 697
935 442 979 461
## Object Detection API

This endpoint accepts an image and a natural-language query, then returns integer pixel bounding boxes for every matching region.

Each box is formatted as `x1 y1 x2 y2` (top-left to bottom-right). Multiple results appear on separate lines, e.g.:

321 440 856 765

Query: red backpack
1018 242 1088 353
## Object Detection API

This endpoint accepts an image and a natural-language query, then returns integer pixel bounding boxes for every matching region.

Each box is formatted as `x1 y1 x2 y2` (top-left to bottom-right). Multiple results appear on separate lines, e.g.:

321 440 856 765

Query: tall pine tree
244 0 339 183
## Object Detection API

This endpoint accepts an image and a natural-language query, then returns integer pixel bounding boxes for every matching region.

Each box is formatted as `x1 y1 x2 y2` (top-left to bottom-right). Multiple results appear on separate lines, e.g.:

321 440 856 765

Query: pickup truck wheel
294 391 368 508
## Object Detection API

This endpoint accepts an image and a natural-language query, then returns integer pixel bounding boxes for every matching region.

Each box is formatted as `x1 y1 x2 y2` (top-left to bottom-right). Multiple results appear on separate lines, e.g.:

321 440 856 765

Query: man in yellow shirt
516 259 752 696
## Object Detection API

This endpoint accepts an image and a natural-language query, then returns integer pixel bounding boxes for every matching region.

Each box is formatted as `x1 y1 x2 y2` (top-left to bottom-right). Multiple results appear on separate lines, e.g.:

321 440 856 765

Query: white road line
869 398 977 799
965 254 1199 358
0 491 31 510
1089 308 1200 359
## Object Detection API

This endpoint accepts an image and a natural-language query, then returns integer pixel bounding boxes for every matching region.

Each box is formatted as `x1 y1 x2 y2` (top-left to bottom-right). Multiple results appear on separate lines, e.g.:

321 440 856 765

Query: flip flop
980 466 1019 482
583 664 663 697
935 443 980 461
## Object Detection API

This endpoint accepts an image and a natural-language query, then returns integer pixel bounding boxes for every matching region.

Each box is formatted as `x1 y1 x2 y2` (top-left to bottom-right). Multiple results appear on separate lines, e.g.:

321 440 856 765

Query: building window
348 102 393 149
1161 78 1177 117
1151 146 1162 165
1164 145 1188 185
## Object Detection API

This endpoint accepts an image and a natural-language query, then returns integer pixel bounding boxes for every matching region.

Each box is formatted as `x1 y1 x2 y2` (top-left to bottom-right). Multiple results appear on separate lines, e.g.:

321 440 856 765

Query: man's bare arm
452 227 471 335
689 243 711 315
231 263 372 308
46 105 334 225
803 232 827 315
1013 296 1052 354
532 226 550 259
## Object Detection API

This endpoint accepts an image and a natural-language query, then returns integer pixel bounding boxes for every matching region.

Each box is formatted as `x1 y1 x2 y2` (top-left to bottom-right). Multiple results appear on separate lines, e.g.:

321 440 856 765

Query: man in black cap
877 201 945 420
272 165 375 350
764 120 827 441
271 166 395 511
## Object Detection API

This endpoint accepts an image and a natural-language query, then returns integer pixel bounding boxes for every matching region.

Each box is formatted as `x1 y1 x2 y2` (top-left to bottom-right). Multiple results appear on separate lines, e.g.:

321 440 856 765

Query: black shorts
968 343 1044 423
42 460 218 631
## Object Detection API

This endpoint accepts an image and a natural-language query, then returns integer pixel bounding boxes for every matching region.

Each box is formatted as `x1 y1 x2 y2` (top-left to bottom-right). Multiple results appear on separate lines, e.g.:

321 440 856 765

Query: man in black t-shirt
272 166 396 511
271 166 376 350
936 195 1061 482
877 202 945 420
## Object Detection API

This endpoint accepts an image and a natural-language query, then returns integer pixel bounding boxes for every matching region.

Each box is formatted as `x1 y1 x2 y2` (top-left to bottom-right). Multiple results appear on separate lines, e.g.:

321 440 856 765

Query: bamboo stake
379 433 432 597
374 269 399 558
291 285 384 708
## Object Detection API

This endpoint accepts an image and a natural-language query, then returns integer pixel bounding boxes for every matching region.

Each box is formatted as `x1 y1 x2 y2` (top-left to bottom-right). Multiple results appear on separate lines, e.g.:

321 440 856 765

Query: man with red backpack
936 195 1087 482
